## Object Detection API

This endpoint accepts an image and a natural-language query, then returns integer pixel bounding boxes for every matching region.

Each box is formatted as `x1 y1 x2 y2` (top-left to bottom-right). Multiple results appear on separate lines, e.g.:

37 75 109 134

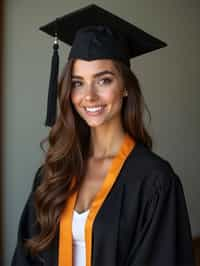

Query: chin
86 120 106 128
78 113 106 127
78 111 118 128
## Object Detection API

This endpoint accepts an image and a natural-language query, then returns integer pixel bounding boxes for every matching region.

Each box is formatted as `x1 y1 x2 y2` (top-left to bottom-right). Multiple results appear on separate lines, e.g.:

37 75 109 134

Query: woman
12 4 195 266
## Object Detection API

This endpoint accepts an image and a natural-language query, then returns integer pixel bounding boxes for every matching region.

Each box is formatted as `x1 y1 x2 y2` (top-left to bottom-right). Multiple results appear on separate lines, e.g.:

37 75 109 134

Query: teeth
85 106 104 112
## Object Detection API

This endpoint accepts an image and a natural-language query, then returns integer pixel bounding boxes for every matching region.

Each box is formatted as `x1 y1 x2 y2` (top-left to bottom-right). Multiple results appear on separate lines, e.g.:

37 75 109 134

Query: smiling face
70 59 126 129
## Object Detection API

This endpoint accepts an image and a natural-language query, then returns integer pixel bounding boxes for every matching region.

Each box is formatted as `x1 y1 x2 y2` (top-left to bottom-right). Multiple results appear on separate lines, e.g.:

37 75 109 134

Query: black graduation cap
39 4 167 127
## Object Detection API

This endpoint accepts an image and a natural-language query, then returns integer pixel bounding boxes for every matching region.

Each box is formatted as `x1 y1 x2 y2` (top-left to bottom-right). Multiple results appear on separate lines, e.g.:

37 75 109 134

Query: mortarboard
39 4 167 127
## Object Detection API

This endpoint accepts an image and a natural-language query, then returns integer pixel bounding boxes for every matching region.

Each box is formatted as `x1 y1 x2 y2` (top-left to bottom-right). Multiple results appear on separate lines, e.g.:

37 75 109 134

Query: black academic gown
11 140 195 266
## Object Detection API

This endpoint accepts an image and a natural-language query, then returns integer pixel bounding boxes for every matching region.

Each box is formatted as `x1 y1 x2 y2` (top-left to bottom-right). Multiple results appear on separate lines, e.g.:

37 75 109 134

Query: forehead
72 59 117 76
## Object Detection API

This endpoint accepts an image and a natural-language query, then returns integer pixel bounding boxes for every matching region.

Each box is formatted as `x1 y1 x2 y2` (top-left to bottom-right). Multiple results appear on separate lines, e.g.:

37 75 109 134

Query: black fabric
11 167 44 265
40 4 167 63
68 25 131 67
11 142 195 266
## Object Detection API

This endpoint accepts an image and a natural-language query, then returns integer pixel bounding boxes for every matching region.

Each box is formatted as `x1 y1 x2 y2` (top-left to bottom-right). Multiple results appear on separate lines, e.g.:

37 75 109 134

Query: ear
123 88 128 97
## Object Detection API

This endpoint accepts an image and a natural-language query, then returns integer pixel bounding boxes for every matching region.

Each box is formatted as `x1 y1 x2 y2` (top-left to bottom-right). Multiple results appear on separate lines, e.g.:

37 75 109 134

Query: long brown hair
25 58 152 256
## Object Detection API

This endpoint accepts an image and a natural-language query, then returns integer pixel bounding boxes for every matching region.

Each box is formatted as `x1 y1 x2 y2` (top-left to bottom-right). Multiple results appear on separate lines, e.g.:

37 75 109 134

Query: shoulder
123 141 181 196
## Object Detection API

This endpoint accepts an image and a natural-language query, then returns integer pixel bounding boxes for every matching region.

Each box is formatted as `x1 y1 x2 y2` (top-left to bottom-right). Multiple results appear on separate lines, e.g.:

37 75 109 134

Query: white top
72 209 90 266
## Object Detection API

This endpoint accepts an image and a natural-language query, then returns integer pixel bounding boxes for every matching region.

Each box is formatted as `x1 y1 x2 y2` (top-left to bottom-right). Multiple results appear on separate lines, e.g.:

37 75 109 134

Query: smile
84 105 106 115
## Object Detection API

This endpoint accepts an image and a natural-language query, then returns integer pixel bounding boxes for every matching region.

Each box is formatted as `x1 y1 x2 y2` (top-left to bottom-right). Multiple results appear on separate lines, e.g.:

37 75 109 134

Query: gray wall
3 0 200 265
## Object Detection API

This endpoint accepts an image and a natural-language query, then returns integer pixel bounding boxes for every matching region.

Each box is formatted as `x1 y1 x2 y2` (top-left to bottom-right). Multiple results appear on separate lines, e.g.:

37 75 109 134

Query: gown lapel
59 134 136 266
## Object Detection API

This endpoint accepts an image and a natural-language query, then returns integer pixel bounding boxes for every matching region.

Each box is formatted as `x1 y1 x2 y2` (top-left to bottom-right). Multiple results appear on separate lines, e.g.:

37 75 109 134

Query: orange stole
58 134 136 266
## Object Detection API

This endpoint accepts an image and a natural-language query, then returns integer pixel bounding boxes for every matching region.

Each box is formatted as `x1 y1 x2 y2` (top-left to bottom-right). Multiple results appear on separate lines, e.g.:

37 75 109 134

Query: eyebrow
72 70 115 79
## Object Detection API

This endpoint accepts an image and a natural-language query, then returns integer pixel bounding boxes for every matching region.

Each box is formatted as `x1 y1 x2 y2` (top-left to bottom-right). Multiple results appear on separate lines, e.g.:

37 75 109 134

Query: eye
98 77 112 86
71 80 82 88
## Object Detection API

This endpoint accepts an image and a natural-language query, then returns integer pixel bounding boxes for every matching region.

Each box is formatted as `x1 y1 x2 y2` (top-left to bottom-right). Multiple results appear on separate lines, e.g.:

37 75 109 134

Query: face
70 59 125 128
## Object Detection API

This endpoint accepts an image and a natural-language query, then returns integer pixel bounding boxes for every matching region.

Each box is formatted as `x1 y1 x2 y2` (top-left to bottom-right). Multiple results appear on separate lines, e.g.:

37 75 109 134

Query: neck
89 122 126 159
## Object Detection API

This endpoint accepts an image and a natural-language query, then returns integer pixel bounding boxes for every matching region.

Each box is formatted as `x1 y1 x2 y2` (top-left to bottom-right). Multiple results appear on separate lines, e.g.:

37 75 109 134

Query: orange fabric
59 133 136 266
59 189 78 266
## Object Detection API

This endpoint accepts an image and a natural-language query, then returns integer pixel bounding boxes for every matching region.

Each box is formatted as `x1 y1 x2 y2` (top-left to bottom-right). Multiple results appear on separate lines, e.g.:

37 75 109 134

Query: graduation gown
11 134 195 266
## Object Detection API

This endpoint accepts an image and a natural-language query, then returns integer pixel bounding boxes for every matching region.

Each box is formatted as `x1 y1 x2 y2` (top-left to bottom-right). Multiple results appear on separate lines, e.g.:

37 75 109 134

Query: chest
74 157 114 213
39 174 141 266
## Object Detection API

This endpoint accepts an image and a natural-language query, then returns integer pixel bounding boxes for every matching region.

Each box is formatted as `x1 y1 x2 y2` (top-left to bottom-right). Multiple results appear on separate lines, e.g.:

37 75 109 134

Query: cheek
102 88 123 105
70 90 82 107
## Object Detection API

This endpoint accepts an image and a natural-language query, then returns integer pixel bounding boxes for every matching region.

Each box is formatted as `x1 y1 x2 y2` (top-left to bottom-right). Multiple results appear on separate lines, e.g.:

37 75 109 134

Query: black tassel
45 37 59 127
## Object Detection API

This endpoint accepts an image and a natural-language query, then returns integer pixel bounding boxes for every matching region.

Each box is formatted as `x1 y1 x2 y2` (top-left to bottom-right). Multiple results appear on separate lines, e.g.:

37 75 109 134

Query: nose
84 85 98 101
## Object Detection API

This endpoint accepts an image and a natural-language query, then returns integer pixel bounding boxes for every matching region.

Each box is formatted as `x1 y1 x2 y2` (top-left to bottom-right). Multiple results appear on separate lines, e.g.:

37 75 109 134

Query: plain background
3 1 200 265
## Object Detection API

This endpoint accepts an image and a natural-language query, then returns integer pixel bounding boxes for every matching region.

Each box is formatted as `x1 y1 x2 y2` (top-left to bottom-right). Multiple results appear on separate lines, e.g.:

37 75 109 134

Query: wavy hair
25 58 152 256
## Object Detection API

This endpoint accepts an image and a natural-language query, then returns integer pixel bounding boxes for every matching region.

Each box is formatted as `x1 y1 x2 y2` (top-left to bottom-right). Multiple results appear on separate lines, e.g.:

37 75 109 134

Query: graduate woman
12 4 195 266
